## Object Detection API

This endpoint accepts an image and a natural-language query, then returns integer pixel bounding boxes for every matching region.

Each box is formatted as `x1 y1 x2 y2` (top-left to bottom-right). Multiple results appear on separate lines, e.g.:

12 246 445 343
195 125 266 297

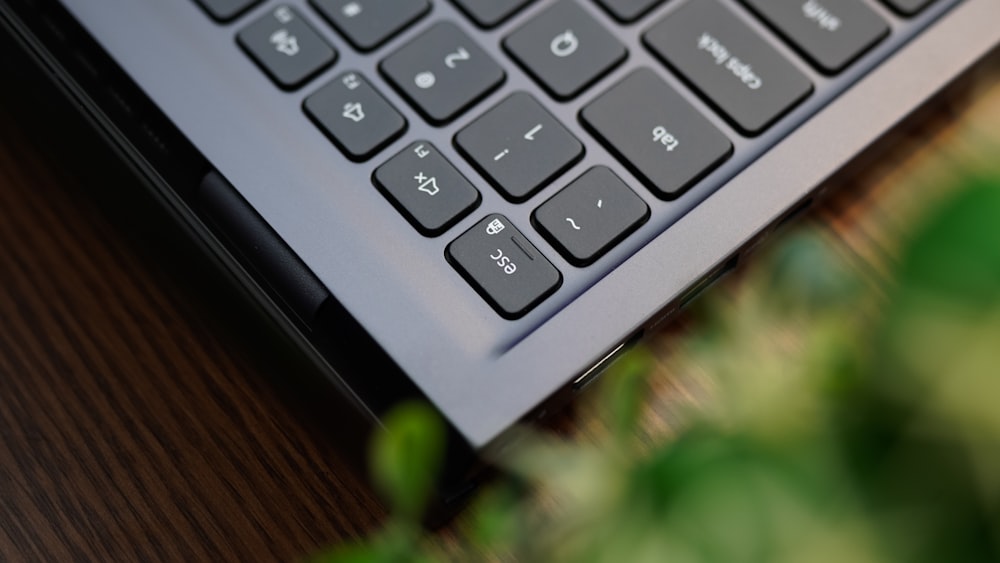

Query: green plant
313 171 1000 563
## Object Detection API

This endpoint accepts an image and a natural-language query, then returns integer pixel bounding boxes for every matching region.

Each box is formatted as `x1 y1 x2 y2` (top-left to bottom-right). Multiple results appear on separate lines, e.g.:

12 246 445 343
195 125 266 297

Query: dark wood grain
0 42 997 563
0 75 386 562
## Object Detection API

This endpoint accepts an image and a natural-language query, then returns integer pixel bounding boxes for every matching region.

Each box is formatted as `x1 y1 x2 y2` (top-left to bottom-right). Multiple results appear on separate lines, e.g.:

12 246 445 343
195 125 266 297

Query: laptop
2 0 997 500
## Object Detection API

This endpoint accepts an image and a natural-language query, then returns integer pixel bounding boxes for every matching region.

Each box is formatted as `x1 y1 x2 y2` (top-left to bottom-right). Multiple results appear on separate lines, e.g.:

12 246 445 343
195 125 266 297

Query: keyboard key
374 142 480 236
644 0 813 135
533 167 649 266
304 71 406 162
595 0 665 23
238 5 336 90
581 68 732 199
504 0 627 101
195 0 262 22
448 215 561 319
881 0 936 16
381 22 505 125
455 93 583 203
744 0 889 74
452 0 535 28
310 0 429 52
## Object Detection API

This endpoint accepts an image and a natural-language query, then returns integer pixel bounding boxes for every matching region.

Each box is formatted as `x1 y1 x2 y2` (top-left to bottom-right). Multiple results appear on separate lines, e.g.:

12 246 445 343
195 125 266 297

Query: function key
533 167 649 267
304 71 406 161
381 22 505 125
452 0 536 28
455 92 583 203
644 0 813 135
594 0 665 23
374 142 481 236
581 68 732 200
881 0 936 16
238 5 336 90
310 0 430 52
744 0 889 74
195 0 262 22
504 0 627 101
447 215 561 319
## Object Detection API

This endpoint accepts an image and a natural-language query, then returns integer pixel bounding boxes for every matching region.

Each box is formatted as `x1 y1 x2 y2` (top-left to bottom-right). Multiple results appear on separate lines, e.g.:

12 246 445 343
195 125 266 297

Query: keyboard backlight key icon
270 30 300 56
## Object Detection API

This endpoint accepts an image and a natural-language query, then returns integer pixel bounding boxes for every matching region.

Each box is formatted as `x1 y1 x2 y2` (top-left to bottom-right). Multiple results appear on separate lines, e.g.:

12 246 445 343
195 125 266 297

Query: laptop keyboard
203 0 937 319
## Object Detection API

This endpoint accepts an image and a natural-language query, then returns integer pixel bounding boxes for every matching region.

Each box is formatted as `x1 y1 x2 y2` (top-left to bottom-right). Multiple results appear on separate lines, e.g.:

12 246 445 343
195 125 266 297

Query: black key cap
504 0 627 101
311 0 429 52
881 0 935 16
238 5 336 90
644 0 813 135
744 0 889 74
595 0 665 23
533 167 649 266
447 215 561 319
304 72 406 162
381 22 505 125
452 0 535 28
196 0 261 22
581 69 732 199
374 142 480 236
455 93 583 203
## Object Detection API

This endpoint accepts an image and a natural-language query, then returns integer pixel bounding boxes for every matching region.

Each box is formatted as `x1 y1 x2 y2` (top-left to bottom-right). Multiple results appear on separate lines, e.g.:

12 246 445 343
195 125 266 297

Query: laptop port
677 254 740 309
572 329 644 392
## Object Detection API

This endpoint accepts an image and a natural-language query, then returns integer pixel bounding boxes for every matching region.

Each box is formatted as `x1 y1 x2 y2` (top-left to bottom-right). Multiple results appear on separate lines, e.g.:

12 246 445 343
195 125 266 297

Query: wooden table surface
1 46 998 561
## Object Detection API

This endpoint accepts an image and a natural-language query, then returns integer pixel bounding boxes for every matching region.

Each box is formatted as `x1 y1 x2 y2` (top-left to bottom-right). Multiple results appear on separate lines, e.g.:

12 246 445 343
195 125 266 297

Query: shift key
644 0 813 135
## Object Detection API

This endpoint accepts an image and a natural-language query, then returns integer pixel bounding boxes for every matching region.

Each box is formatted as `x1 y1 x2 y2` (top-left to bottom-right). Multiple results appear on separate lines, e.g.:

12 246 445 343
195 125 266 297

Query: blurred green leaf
602 347 655 445
314 168 1000 563
767 232 860 314
370 402 446 521
467 483 523 550
835 174 1000 563
879 176 1000 436
894 174 1000 310
309 544 391 563
310 523 438 563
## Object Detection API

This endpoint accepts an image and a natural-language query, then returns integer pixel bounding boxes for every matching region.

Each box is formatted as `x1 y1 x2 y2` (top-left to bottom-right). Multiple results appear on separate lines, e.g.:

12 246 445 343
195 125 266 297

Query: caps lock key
644 0 813 135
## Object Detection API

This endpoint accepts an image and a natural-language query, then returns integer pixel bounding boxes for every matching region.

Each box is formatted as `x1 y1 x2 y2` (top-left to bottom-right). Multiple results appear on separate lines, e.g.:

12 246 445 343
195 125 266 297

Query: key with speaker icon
304 71 407 162
373 142 481 237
